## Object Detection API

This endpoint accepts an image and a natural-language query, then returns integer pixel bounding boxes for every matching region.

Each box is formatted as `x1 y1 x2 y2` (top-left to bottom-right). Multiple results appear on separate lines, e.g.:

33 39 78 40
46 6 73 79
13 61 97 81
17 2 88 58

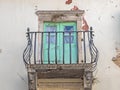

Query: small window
64 26 74 43
46 25 57 44
64 26 74 32
46 25 57 32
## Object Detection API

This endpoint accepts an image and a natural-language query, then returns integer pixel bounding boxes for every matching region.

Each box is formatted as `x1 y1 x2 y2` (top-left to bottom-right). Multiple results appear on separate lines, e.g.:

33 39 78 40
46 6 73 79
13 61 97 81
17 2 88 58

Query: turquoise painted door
59 22 77 64
43 22 77 64
43 22 59 64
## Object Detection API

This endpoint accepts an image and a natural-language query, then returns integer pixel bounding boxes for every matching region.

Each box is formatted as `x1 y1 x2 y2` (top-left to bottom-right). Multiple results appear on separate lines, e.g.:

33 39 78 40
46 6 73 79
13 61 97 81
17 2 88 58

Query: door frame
36 10 84 63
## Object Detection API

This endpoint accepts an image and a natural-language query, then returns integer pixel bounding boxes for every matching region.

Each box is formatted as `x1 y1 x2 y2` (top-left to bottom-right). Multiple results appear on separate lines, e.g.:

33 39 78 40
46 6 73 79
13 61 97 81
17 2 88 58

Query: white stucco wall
0 0 120 90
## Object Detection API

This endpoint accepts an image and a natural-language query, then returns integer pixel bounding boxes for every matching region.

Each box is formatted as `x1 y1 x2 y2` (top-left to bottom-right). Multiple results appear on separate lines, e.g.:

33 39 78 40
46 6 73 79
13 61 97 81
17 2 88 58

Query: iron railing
23 27 98 70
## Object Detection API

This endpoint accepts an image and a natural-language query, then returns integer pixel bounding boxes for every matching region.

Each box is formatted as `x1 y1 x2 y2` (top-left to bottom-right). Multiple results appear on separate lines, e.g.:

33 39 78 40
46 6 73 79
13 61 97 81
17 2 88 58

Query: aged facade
0 0 120 90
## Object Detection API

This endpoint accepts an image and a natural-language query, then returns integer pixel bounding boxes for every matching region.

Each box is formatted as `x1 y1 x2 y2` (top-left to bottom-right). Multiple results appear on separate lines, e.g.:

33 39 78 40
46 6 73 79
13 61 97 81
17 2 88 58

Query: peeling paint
65 0 72 4
71 5 79 10
70 5 89 31
112 48 120 67
98 16 101 21
111 16 115 19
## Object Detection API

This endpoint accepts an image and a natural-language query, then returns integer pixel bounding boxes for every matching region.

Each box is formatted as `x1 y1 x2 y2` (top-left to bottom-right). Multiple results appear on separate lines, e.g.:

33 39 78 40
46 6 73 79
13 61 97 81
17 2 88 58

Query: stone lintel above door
36 10 85 22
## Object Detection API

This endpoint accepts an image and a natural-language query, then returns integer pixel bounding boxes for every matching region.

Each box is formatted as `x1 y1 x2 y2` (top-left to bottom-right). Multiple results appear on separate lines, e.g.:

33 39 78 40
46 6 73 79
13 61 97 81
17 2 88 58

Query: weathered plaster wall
0 0 37 90
0 0 120 90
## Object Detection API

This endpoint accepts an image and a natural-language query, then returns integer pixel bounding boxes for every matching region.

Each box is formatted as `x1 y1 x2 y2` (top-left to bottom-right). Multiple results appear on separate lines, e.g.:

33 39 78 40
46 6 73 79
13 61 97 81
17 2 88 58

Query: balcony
24 28 98 71
23 10 99 90
23 27 98 90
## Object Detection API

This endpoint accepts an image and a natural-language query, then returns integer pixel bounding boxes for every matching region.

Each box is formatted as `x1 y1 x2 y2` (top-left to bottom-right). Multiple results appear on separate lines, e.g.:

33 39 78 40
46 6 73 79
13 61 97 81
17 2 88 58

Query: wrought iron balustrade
23 28 98 70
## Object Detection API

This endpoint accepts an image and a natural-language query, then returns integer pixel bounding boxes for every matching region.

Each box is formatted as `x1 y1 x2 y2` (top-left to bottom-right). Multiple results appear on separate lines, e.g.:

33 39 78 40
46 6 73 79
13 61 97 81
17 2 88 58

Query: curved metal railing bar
23 28 33 66
88 27 99 71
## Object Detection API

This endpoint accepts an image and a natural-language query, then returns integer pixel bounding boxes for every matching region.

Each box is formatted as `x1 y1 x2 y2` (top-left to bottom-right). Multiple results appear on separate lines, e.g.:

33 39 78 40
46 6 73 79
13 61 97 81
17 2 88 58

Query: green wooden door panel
43 22 59 64
59 22 77 64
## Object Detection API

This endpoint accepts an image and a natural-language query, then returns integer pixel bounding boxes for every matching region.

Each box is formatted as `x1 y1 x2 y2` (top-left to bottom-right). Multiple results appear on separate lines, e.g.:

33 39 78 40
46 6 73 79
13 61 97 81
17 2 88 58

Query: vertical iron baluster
83 32 86 63
48 32 50 64
88 32 92 63
90 27 93 63
76 31 79 64
63 32 65 64
41 32 43 64
34 33 37 64
90 27 93 39
28 33 31 65
29 33 33 64
55 32 57 64
27 28 30 64
69 32 72 64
